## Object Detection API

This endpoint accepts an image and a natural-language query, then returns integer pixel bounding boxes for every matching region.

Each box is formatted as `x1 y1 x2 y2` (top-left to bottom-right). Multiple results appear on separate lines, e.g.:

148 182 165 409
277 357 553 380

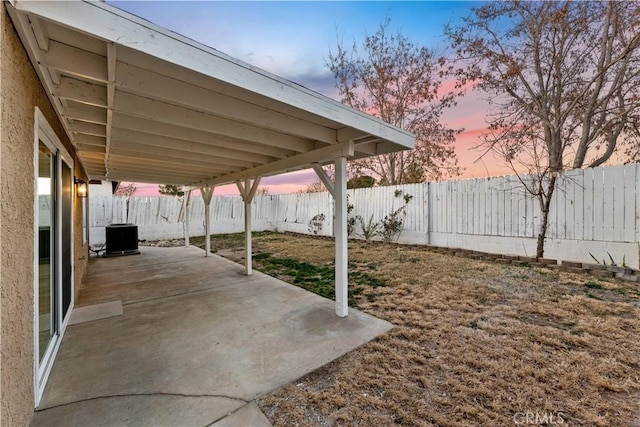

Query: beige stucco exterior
0 2 88 424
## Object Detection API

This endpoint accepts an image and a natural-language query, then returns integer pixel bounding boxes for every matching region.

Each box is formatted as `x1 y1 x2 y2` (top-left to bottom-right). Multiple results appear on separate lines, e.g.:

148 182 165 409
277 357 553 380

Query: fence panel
89 163 640 267
623 164 638 242
568 169 582 240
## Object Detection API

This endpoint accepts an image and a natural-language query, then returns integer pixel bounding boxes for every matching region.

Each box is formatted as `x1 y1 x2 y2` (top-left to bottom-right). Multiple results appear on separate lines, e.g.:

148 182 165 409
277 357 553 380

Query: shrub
358 214 380 242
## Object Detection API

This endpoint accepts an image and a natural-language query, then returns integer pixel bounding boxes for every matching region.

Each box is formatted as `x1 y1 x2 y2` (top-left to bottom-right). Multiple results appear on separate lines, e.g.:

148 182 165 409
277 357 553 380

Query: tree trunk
536 174 557 258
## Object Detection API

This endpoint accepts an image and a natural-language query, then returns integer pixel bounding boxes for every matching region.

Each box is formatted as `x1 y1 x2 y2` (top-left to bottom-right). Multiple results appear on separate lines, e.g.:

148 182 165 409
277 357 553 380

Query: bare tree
328 19 462 184
158 184 184 197
446 1 640 257
114 182 137 198
256 186 270 196
300 179 327 194
114 182 137 222
347 175 376 189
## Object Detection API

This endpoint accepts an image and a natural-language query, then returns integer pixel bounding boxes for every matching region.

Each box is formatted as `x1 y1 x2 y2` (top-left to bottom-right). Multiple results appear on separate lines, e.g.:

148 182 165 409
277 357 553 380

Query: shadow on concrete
32 246 393 426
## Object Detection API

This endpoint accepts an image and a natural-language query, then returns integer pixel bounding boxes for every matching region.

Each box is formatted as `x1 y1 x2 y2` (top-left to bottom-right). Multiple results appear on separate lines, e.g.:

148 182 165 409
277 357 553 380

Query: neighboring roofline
13 0 414 149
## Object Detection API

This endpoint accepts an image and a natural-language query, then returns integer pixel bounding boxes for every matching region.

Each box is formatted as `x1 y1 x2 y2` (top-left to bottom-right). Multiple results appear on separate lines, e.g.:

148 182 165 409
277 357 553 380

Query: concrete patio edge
31 246 393 426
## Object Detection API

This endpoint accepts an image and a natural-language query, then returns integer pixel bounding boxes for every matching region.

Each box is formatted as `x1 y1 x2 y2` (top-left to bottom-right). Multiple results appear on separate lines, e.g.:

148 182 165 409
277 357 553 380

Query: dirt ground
193 233 640 426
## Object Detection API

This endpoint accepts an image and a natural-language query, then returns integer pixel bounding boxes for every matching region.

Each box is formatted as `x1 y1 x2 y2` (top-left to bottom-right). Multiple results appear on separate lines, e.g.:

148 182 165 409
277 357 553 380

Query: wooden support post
244 180 253 276
312 163 335 198
334 157 348 317
184 189 192 247
200 185 214 257
236 177 261 275
204 204 210 256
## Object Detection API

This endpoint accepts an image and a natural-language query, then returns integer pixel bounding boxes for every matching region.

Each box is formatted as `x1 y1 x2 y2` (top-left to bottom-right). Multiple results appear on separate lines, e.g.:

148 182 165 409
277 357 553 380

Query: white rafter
105 43 116 178
192 141 355 188
8 0 413 205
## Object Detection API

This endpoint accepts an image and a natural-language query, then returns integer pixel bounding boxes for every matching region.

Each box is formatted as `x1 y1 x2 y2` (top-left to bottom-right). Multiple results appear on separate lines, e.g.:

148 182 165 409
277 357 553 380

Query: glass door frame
33 108 75 406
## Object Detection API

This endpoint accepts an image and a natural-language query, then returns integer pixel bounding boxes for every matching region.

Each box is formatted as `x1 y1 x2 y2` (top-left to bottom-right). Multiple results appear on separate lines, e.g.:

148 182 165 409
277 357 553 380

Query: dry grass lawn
195 233 640 426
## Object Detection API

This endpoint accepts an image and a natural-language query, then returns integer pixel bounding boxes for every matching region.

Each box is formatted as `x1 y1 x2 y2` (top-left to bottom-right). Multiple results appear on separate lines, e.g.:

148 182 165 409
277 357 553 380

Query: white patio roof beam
70 121 105 137
39 40 340 145
99 171 206 185
114 62 339 146
74 134 105 147
193 141 354 187
105 147 240 173
112 94 312 153
61 105 106 124
56 77 106 107
105 160 233 177
40 40 108 82
112 119 294 160
106 160 227 176
29 15 49 51
75 144 104 154
107 144 254 170
12 0 414 146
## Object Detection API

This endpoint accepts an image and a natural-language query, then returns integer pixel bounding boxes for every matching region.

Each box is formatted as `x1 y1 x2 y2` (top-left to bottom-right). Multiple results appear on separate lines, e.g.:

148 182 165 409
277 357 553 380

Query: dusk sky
108 1 511 196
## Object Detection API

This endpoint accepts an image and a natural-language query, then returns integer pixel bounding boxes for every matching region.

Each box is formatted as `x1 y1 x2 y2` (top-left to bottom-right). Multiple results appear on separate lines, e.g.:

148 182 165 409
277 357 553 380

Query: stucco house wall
0 2 88 425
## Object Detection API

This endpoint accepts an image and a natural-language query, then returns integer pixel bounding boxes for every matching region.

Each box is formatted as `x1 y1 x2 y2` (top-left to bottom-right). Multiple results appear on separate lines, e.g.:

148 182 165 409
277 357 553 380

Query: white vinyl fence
89 163 640 268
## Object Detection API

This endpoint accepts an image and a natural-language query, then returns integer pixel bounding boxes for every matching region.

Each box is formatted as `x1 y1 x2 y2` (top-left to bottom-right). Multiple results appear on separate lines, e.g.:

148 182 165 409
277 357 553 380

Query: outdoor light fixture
75 178 88 198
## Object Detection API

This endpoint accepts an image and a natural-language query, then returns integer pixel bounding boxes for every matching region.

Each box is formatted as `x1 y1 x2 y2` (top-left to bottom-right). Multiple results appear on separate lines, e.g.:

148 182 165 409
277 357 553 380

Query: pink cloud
437 77 476 98
120 169 321 197
458 127 489 141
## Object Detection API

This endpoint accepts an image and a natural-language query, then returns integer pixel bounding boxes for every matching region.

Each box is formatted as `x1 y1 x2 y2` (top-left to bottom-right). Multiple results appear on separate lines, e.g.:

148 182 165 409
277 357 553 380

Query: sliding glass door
61 161 72 320
34 109 74 405
37 141 56 362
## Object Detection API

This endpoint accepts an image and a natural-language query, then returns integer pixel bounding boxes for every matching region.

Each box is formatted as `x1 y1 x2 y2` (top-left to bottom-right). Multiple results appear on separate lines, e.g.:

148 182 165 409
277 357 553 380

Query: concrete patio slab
30 394 243 427
76 246 265 307
211 402 272 427
68 300 123 325
32 246 393 426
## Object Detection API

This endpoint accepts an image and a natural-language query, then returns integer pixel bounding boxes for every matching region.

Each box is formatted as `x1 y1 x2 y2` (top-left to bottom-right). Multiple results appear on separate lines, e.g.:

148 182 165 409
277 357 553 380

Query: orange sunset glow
107 2 536 197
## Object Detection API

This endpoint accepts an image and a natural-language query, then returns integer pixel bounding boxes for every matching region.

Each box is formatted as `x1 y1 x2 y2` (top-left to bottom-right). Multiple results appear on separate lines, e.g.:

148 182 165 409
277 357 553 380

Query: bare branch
328 19 463 184
445 0 640 256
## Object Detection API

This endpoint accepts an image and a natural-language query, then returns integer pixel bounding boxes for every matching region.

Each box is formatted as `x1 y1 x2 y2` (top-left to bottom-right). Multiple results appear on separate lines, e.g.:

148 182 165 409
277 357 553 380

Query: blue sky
109 1 474 93
107 1 499 195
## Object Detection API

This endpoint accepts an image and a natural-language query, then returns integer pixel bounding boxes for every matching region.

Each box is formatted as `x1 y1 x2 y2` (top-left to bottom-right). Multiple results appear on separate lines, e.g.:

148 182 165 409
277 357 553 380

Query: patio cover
7 0 414 318
7 0 413 186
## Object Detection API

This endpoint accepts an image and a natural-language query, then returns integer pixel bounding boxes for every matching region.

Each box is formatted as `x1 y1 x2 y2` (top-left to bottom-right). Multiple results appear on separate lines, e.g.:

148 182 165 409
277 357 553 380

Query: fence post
426 181 432 245
184 190 191 247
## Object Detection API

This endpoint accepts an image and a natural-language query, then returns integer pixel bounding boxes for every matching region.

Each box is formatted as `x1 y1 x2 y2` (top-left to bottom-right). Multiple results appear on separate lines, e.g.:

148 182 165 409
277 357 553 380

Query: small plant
347 196 356 236
589 251 627 268
358 214 380 242
380 206 406 242
379 190 413 242
307 213 326 235
608 252 627 268
589 252 606 265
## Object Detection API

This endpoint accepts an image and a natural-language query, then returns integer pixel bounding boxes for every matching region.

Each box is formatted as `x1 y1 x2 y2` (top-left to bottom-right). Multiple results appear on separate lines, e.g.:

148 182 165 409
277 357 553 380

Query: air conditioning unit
105 223 140 256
